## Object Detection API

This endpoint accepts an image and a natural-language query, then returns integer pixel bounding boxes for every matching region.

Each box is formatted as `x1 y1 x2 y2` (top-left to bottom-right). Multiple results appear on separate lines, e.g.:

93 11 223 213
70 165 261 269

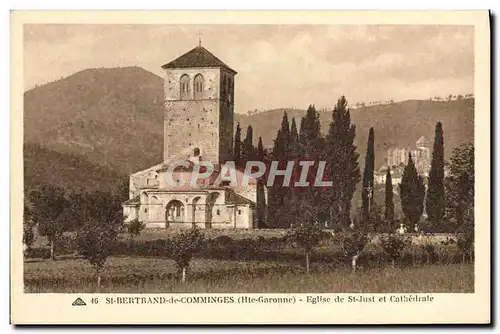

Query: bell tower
161 45 236 165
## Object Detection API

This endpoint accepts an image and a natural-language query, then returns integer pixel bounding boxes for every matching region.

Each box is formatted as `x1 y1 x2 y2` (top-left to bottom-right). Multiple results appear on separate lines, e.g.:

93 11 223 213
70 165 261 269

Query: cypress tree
242 125 255 164
289 118 299 159
362 127 375 222
285 118 301 224
268 112 291 227
426 122 445 225
277 111 291 160
400 153 425 230
256 137 267 227
298 105 324 222
234 122 242 167
299 105 323 161
384 166 394 222
323 96 360 229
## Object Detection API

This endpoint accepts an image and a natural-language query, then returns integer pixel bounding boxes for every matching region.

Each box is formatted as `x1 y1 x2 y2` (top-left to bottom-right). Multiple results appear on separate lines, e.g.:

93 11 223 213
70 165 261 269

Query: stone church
122 44 261 229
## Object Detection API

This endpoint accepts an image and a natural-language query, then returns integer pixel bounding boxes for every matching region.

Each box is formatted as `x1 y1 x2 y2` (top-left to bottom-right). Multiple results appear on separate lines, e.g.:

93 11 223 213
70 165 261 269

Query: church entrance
165 200 184 228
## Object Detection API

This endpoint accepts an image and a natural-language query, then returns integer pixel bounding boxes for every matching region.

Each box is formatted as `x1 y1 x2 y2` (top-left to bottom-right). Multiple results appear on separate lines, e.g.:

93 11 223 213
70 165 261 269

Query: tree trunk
305 251 310 274
50 239 55 261
181 267 187 283
462 253 465 264
392 258 395 268
97 272 101 289
352 254 359 272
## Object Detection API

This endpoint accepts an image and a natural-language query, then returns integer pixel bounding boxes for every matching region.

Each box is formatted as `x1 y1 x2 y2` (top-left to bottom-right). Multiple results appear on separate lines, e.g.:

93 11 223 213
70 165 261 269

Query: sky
24 24 474 113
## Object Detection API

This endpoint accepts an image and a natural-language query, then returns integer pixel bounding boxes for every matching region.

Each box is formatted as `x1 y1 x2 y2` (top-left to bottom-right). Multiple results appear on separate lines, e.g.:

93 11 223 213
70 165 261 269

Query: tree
379 233 408 268
399 153 426 230
76 218 122 288
286 216 323 274
285 117 301 224
74 191 124 288
171 226 205 283
241 125 255 163
267 112 291 227
456 222 474 263
384 166 395 222
323 96 360 229
445 143 474 230
362 127 375 222
23 202 36 254
256 137 267 227
234 122 242 167
298 105 324 222
340 232 370 272
426 122 446 225
28 184 68 260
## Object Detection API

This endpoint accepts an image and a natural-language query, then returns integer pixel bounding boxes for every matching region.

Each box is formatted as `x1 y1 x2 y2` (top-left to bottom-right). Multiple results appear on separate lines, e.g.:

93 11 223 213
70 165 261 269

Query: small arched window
194 74 204 100
180 74 190 100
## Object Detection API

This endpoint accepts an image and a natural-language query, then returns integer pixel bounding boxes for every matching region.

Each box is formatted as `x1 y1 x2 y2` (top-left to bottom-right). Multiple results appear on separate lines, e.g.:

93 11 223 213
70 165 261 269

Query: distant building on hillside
375 136 432 185
387 136 432 176
374 164 404 186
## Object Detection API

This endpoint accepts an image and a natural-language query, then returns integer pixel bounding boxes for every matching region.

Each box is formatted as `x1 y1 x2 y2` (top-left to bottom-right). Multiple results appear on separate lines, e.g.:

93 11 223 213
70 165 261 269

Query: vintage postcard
11 10 490 324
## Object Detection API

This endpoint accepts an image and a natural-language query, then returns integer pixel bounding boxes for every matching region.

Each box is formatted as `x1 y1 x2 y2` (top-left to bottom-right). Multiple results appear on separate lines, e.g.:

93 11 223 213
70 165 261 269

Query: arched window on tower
194 74 204 100
180 74 190 100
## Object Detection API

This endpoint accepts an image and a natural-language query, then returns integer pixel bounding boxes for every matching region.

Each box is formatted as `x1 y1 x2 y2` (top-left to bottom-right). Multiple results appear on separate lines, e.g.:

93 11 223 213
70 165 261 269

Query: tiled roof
161 46 237 74
122 196 140 206
226 191 255 206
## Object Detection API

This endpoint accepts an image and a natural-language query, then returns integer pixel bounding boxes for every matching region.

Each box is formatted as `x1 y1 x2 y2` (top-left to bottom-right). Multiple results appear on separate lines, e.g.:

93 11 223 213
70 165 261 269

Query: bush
23 226 35 251
127 219 146 238
54 234 77 255
379 234 408 267
25 247 51 259
420 242 436 264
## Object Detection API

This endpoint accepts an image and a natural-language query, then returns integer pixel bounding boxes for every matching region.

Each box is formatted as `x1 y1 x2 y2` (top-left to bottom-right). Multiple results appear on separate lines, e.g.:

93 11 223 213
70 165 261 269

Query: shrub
23 226 35 252
127 219 145 238
25 247 51 259
54 234 77 255
420 242 436 264
379 234 408 267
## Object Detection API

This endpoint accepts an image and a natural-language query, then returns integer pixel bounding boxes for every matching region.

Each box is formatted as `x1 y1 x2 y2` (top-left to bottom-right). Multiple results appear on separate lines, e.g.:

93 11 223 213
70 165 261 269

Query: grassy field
24 256 474 293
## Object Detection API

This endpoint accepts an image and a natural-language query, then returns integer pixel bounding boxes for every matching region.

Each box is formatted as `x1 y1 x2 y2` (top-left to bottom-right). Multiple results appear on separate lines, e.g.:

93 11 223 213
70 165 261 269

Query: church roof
161 45 237 74
122 196 140 206
227 191 255 206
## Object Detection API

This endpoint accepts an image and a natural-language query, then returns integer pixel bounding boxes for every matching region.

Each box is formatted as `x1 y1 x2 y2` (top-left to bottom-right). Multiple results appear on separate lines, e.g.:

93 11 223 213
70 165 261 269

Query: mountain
24 66 474 195
24 66 165 177
235 99 474 168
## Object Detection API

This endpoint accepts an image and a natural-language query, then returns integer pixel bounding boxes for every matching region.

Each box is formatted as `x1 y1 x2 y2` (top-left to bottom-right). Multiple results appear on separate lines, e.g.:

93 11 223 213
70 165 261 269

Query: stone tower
161 45 236 164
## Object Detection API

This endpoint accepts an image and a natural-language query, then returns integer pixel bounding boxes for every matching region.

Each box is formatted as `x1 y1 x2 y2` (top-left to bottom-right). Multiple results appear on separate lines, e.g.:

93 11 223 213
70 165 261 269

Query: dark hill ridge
24 143 125 194
24 66 474 194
